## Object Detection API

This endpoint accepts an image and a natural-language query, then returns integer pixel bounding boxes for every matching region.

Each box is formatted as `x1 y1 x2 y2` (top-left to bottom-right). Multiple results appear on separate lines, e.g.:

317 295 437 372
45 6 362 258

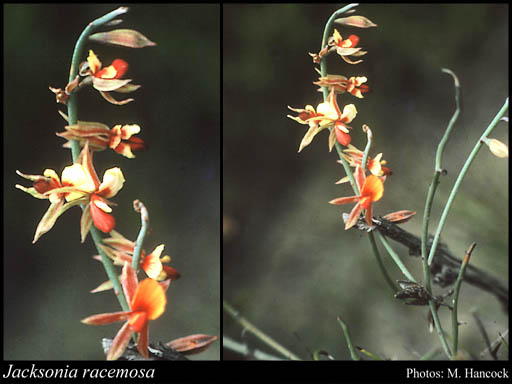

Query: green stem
337 316 360 360
223 301 302 360
429 300 452 358
427 97 509 266
375 231 416 282
132 200 149 271
421 69 461 287
66 7 130 312
368 231 397 293
451 242 476 359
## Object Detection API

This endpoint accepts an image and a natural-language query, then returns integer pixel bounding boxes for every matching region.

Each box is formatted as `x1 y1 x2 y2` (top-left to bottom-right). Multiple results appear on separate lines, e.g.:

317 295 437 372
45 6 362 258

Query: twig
472 311 497 360
349 216 508 310
132 199 149 271
337 316 360 360
223 301 302 360
427 97 509 266
451 242 476 358
223 336 284 360
101 338 187 361
375 230 416 282
479 329 508 359
368 232 397 293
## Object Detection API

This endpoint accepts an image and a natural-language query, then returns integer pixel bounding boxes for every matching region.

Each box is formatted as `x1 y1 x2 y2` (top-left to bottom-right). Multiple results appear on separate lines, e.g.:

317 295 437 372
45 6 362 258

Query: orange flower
288 88 357 152
56 113 146 159
91 231 180 293
329 166 384 230
80 50 140 105
340 144 392 178
17 142 125 242
82 262 168 360
314 74 370 98
328 29 367 64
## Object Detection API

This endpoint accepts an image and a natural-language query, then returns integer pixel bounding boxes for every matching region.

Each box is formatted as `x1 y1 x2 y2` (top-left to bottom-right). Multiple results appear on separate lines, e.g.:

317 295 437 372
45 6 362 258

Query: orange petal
345 203 364 230
329 195 360 205
107 321 133 361
335 126 351 146
128 311 148 333
136 322 149 359
130 279 166 320
166 334 218 355
121 262 138 305
361 175 384 202
81 311 131 325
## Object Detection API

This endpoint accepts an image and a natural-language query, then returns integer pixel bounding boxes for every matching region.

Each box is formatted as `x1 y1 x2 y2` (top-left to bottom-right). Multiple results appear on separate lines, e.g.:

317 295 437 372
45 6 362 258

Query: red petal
112 59 128 79
348 34 359 47
90 197 116 233
136 322 149 359
335 126 351 146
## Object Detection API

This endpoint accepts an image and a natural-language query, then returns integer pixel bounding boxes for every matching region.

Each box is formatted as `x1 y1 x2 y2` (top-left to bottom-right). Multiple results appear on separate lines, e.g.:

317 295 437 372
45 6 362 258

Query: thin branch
472 311 498 360
132 199 149 271
349 216 508 310
337 316 360 360
375 230 416 283
451 242 476 358
223 301 302 360
427 97 509 266
223 336 284 360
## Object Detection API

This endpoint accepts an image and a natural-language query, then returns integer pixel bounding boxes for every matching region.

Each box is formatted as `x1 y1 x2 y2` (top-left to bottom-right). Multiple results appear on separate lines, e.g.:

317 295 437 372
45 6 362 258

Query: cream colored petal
98 167 125 198
61 164 96 201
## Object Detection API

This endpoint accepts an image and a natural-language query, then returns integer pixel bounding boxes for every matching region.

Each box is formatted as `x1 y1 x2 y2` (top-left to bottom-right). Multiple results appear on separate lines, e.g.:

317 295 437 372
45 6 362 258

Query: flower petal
166 334 218 355
121 262 138 305
89 29 156 48
81 311 131 326
130 279 166 320
80 203 93 243
97 167 125 198
136 322 149 359
90 197 116 233
107 321 133 361
345 203 364 230
361 175 384 202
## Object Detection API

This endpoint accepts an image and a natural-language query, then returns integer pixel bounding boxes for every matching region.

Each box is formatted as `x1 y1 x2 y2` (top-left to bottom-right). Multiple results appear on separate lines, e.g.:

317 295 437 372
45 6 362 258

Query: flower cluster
288 11 413 230
16 13 216 361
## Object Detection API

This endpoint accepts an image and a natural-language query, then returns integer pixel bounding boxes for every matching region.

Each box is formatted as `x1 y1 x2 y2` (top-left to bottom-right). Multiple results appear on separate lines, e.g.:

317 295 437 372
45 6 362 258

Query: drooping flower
91 230 180 292
82 262 168 360
288 88 357 152
314 74 370 98
16 142 125 242
79 50 140 105
329 165 384 230
484 138 508 158
56 112 146 158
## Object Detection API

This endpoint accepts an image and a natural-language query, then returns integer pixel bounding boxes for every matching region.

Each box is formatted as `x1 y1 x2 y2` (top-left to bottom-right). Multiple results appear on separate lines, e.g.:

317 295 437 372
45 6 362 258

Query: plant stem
368 231 397 293
421 68 460 293
132 199 149 271
429 300 452 358
375 231 416 283
451 242 476 358
427 97 509 266
66 7 130 312
223 301 302 360
337 316 360 360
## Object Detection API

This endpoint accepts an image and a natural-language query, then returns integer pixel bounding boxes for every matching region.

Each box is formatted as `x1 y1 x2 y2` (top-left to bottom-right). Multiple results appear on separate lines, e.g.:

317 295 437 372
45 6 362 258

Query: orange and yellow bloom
57 113 146 158
288 88 357 152
329 165 384 230
82 262 167 360
340 144 392 178
329 29 367 64
314 74 369 99
80 50 140 105
16 142 125 242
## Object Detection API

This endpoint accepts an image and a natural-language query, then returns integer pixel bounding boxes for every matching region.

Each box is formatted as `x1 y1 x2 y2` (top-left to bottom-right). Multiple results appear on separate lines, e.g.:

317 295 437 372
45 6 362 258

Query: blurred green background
4 4 219 360
223 4 508 360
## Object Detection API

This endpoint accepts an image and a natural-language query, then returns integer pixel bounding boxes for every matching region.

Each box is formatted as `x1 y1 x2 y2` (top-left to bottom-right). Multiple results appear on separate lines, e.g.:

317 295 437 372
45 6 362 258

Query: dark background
4 4 220 360
223 4 508 360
